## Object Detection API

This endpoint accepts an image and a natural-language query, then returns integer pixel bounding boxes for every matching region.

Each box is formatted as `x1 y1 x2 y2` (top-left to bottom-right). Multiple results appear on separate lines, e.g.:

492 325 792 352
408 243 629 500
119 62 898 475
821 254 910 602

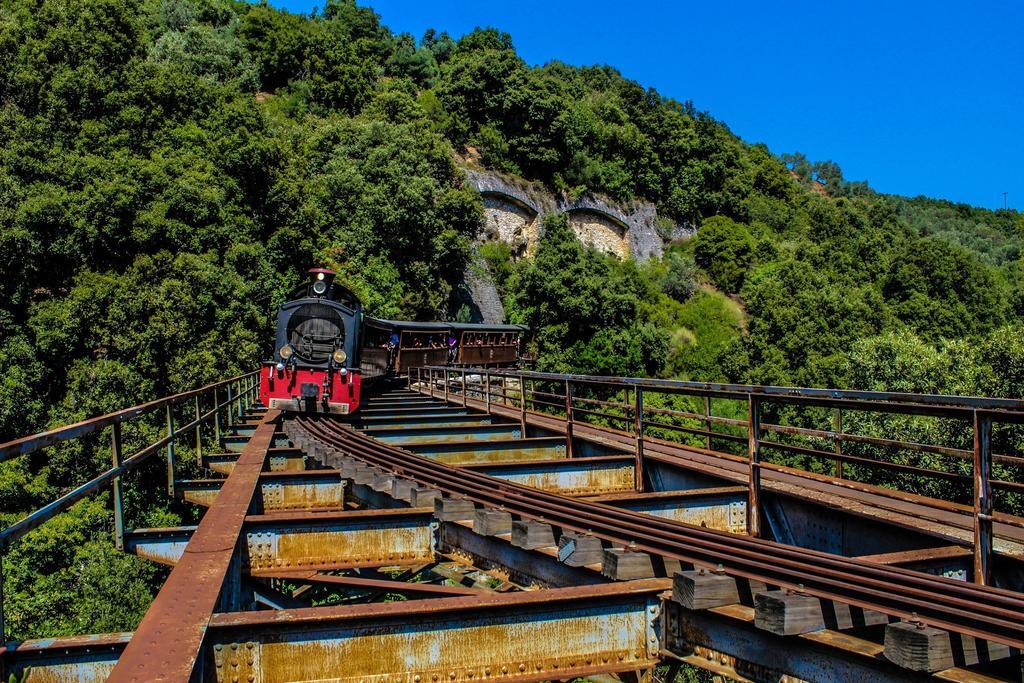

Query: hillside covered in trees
1 0 1023 638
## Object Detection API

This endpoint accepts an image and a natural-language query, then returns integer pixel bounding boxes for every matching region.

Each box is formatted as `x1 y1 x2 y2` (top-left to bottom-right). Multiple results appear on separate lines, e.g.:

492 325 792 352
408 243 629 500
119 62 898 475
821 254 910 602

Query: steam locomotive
259 268 527 414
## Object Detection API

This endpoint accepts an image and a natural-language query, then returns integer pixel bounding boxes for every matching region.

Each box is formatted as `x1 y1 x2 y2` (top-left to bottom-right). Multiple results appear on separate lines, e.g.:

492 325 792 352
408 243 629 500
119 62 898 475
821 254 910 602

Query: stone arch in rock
563 206 631 258
479 190 540 258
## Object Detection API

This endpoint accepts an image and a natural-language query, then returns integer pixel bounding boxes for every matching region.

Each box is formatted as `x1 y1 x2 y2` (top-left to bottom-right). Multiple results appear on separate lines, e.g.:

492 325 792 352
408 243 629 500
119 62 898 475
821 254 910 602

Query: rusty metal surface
244 508 436 573
122 509 436 571
462 456 635 496
586 488 749 534
124 526 196 566
2 632 131 683
265 448 309 472
206 580 666 683
107 410 281 683
363 423 524 445
257 471 345 511
406 437 567 465
202 452 239 475
296 416 1024 649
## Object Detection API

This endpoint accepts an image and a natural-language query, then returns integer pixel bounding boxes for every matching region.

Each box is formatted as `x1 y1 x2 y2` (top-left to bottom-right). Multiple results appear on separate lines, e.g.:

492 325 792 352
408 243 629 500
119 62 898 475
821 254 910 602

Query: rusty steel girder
123 509 437 571
179 471 346 511
204 580 666 683
462 455 635 496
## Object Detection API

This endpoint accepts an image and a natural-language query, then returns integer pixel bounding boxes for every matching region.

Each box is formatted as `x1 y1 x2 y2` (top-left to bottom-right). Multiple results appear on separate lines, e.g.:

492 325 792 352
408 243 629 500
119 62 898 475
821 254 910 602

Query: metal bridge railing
410 365 1024 588
0 370 260 639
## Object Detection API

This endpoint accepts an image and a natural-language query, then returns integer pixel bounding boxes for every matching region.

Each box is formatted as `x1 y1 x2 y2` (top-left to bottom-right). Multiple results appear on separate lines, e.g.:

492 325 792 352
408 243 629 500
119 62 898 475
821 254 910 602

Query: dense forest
1 0 1023 639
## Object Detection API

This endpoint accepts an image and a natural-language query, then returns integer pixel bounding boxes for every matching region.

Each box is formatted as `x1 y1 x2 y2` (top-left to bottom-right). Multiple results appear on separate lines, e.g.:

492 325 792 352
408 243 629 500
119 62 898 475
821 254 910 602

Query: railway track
294 414 1024 649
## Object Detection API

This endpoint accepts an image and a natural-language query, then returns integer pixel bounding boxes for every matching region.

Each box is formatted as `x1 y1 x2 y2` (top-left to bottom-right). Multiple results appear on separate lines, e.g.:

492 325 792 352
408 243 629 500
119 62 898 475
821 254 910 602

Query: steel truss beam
204 580 666 683
2 633 130 683
178 470 346 510
124 508 436 571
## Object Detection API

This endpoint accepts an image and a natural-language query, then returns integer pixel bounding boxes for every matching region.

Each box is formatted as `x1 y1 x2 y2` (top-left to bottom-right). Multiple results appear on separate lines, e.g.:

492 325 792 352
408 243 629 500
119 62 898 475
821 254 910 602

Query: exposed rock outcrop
465 169 694 262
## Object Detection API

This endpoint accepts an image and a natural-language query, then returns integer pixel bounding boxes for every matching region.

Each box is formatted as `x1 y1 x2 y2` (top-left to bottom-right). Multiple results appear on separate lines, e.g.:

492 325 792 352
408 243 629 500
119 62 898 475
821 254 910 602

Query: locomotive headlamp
332 349 347 364
279 344 293 360
308 267 336 297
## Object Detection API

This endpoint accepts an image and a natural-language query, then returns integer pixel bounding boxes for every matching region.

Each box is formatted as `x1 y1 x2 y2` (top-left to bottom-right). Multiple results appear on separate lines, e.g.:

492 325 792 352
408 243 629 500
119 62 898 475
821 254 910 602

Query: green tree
692 215 755 292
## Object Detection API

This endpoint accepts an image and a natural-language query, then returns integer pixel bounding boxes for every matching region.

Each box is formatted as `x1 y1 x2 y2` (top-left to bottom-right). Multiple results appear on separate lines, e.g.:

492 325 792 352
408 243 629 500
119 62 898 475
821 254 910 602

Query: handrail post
462 369 468 408
973 409 993 586
564 379 575 458
429 367 435 398
634 387 644 491
704 395 713 449
194 394 202 465
833 408 843 479
0 554 5 643
226 383 235 428
518 373 527 436
234 380 242 421
243 377 250 413
624 388 630 432
747 395 761 537
166 404 176 497
213 386 222 448
444 368 449 403
111 422 125 550
485 372 491 414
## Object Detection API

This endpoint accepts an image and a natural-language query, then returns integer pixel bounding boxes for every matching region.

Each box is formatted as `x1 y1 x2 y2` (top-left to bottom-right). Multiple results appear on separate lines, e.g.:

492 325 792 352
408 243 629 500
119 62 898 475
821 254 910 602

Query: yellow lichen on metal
19 662 118 683
496 465 635 496
260 479 344 510
642 502 746 534
213 601 658 683
183 488 220 507
245 522 435 571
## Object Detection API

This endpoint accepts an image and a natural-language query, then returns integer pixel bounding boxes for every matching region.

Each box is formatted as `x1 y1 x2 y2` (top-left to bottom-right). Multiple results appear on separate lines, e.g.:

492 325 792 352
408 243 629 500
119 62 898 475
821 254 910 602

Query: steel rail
305 417 1024 643
306 418 1024 613
303 418 1017 623
297 416 1024 648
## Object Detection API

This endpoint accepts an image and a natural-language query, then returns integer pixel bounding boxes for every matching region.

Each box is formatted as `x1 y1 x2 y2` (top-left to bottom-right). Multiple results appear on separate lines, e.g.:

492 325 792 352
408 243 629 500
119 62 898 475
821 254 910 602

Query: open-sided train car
259 268 526 414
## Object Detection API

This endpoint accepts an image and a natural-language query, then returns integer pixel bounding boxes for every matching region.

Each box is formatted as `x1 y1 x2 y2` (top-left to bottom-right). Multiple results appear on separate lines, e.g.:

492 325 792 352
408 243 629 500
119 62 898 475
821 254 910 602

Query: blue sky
275 1 1023 210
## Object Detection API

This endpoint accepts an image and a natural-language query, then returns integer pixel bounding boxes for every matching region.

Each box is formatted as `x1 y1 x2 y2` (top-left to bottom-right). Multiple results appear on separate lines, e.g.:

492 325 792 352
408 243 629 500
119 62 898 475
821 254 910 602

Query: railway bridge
1 367 1023 682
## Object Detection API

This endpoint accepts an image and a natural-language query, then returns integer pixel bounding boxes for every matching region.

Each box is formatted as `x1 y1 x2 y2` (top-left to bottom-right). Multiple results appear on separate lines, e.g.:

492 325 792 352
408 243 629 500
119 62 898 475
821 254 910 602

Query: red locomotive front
259 269 365 414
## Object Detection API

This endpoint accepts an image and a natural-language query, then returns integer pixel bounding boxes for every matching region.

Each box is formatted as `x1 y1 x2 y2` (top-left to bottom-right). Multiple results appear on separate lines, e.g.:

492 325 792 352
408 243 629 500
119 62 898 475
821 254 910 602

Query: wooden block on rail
474 509 513 536
883 621 953 672
392 478 415 502
558 532 604 567
354 465 379 486
754 589 825 636
435 497 475 522
371 472 394 493
339 459 362 479
602 548 655 580
410 487 442 508
511 520 556 549
673 569 739 610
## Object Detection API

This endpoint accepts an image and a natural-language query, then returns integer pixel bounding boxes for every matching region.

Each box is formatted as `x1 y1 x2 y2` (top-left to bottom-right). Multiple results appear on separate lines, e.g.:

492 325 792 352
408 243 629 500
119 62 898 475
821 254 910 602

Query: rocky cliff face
461 256 507 324
460 169 696 323
465 169 694 262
